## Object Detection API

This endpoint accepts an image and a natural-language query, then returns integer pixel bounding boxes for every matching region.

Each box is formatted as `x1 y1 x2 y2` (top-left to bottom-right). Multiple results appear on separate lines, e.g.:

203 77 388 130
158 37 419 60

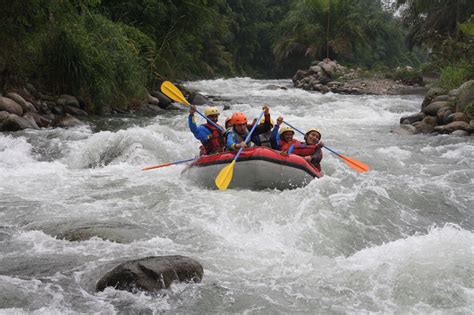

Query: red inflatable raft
182 147 322 190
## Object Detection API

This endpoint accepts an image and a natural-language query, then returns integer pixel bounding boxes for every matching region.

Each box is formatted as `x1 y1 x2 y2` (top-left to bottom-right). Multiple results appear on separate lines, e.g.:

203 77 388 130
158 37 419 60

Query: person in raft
226 104 272 150
189 105 225 155
269 116 302 153
292 128 324 171
255 117 275 148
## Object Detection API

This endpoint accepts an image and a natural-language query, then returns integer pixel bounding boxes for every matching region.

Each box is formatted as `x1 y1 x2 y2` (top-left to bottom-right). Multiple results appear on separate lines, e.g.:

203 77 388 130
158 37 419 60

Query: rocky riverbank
292 59 427 95
0 82 210 132
398 80 474 136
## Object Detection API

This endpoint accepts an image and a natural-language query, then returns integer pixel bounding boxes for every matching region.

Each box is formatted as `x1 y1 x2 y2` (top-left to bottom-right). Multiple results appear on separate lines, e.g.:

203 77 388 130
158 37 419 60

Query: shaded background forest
0 0 473 112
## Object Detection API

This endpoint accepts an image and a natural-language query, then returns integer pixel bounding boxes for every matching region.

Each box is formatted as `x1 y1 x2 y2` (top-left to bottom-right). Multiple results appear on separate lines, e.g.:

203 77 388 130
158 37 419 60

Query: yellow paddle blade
339 154 370 173
160 81 191 106
215 160 236 191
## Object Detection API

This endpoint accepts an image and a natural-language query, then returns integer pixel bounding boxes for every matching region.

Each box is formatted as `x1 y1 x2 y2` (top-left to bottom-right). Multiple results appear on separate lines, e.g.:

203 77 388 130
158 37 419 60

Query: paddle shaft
193 111 225 132
233 111 265 161
160 81 225 132
282 120 369 172
143 158 195 171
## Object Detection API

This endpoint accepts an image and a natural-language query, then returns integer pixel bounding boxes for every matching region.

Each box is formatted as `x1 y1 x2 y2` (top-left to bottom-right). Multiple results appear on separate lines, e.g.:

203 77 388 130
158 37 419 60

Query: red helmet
230 112 247 125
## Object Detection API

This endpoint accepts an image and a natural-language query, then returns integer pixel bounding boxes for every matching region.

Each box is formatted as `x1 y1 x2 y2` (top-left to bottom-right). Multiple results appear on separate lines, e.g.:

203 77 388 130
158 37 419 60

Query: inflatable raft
182 147 322 190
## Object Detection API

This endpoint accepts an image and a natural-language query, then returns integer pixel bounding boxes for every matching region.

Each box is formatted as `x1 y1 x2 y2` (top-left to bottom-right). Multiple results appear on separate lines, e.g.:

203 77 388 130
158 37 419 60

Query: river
1 78 473 313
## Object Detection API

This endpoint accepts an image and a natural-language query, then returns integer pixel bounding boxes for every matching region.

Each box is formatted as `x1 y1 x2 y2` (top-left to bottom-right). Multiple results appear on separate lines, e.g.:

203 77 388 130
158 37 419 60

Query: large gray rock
393 124 417 135
0 111 9 122
21 113 40 129
421 87 447 109
191 93 208 105
64 105 88 116
57 94 80 108
432 95 449 103
139 103 164 115
309 65 322 75
448 112 468 122
455 80 474 112
422 101 450 116
5 92 28 112
318 60 337 77
422 115 438 126
96 256 203 293
0 114 39 131
25 102 38 113
0 96 23 116
24 112 51 128
434 121 471 133
51 114 84 128
438 108 453 125
292 70 308 82
451 130 469 137
400 112 425 124
415 122 435 134
150 91 172 109
146 94 159 106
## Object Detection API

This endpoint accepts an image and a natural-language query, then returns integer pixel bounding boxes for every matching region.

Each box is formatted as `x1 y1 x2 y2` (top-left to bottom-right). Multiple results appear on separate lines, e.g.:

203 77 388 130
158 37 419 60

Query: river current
0 78 473 313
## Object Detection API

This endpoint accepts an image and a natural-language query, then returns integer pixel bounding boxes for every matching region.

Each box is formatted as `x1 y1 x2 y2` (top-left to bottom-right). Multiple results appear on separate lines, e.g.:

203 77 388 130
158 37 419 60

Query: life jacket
293 144 323 172
257 131 272 148
201 123 224 155
230 128 254 149
280 139 302 152
292 144 318 156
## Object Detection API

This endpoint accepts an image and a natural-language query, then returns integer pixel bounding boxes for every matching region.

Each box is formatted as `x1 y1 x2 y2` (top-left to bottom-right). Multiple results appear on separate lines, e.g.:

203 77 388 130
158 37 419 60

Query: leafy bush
386 66 423 85
36 13 155 113
438 65 471 90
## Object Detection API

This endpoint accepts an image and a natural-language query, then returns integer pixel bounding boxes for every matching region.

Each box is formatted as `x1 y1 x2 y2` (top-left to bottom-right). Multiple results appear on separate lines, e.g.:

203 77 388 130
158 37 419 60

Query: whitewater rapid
0 78 473 313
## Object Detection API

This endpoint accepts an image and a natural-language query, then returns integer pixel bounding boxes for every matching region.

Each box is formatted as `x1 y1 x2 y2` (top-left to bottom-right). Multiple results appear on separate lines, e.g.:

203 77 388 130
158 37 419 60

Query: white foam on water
1 78 473 313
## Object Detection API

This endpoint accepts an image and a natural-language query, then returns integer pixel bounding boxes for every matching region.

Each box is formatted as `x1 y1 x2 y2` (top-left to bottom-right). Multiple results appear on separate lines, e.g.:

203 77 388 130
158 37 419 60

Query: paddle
160 81 225 132
142 158 195 171
282 121 370 173
215 111 265 191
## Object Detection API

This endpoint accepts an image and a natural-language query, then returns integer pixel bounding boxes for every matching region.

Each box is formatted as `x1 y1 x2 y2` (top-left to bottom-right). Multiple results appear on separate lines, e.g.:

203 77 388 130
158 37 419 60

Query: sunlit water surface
0 78 473 313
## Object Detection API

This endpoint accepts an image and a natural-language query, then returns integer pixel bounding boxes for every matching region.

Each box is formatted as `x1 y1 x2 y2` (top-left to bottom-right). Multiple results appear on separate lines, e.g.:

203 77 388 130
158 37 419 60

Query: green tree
394 0 474 48
273 0 414 75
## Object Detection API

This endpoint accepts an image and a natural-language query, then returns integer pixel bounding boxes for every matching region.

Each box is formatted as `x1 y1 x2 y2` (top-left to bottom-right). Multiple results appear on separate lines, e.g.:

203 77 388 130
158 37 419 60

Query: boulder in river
0 96 23 116
151 91 172 109
0 113 39 131
191 93 208 105
51 114 84 128
5 92 29 112
400 112 425 124
422 101 450 116
455 80 474 113
96 255 203 293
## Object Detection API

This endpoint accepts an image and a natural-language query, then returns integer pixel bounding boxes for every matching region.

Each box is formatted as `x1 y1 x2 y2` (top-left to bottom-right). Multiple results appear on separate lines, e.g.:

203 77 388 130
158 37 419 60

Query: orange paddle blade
339 154 370 173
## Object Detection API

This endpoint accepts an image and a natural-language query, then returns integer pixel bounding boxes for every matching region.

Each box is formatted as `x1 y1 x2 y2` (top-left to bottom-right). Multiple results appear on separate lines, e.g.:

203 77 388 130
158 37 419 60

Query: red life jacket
280 139 302 152
201 123 224 155
292 144 318 156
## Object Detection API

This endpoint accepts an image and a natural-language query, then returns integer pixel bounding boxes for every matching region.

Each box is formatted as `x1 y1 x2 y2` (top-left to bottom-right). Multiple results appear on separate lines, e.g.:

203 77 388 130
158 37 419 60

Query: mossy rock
464 101 474 119
456 80 474 113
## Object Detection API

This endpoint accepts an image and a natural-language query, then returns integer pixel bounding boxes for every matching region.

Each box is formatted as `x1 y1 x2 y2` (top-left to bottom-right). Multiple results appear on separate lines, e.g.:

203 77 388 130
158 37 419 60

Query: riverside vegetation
0 1 473 131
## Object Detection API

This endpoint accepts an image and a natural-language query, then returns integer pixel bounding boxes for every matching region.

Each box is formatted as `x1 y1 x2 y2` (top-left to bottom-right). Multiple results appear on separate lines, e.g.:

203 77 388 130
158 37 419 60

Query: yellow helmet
259 117 275 126
305 128 321 138
204 106 220 116
279 126 294 135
